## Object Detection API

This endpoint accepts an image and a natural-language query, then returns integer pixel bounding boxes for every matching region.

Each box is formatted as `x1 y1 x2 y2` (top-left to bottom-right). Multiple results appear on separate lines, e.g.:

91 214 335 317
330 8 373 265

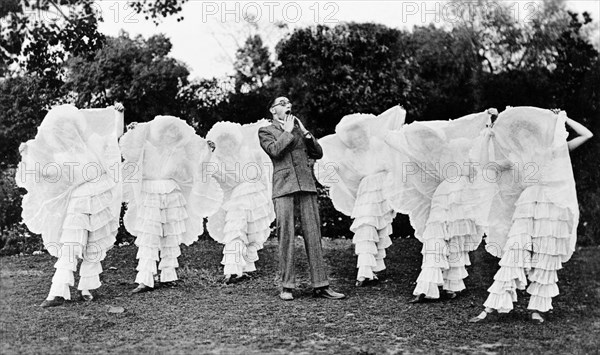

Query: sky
95 1 600 80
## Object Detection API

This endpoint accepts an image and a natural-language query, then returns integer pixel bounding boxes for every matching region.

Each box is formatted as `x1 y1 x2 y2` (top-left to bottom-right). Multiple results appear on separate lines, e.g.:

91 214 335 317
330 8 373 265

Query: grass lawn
1 237 599 354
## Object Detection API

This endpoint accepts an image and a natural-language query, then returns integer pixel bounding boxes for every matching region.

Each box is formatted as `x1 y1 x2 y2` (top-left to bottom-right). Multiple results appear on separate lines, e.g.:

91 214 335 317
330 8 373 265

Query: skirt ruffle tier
351 173 394 281
49 181 118 299
132 180 187 287
414 178 485 299
221 182 275 276
484 186 572 313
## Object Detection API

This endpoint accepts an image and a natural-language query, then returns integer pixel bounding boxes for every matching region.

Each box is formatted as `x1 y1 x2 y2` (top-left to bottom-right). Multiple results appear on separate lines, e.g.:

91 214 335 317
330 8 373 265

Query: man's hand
114 102 125 112
294 116 309 135
282 115 295 132
486 108 498 127
207 140 216 152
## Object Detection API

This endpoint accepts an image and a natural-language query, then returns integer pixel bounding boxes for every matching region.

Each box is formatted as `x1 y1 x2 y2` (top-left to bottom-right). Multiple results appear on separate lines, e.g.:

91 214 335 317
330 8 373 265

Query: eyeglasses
271 99 291 108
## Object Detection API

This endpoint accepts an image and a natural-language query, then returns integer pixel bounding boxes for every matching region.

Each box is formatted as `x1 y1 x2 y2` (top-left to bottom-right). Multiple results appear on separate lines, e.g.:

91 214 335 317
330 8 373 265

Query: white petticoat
484 185 573 313
413 176 485 298
217 181 275 276
130 180 188 287
49 176 118 299
351 172 394 280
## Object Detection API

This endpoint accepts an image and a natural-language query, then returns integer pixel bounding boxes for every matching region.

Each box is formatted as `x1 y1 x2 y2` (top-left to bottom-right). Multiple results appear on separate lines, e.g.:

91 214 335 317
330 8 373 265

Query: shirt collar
272 117 285 130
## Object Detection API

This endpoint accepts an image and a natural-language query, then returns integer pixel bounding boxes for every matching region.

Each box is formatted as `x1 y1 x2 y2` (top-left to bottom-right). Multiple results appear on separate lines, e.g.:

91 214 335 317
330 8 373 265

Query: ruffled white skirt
351 172 394 281
414 177 485 298
130 180 188 287
484 185 572 313
217 182 275 276
49 177 118 299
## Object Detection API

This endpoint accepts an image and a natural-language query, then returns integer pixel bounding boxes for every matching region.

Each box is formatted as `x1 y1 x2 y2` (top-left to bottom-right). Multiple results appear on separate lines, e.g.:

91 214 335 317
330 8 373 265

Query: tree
1 0 191 79
64 32 190 124
271 23 413 136
444 0 571 73
0 0 105 85
129 0 188 24
407 25 485 120
0 75 56 168
177 76 236 133
551 11 600 244
233 35 274 93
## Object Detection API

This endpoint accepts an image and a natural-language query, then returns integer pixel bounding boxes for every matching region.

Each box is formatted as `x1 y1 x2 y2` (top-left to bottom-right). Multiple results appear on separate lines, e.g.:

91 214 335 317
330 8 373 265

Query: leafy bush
317 186 414 240
577 189 600 247
317 186 353 239
0 168 23 233
0 76 52 168
0 222 42 256
0 167 42 255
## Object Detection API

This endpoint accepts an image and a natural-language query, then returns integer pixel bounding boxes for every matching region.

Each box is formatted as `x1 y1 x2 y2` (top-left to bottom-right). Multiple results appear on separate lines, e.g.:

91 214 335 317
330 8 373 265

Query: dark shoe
40 297 65 308
355 278 379 287
409 294 427 304
279 288 294 301
224 273 250 285
161 281 178 288
373 270 388 281
441 290 458 300
130 284 153 294
313 287 346 300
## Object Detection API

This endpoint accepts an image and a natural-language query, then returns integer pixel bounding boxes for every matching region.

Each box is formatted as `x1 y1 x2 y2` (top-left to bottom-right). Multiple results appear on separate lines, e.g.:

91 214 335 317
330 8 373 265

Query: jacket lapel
270 120 299 147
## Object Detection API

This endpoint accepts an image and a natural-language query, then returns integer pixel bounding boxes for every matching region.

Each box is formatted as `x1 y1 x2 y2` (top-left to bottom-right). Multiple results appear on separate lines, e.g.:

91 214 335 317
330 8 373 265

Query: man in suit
258 96 346 301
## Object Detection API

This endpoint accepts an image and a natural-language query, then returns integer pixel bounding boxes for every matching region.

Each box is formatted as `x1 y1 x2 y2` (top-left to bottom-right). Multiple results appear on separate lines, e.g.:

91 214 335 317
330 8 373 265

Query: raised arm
478 109 498 166
304 134 323 159
258 127 295 159
566 117 593 152
113 102 125 138
478 129 494 166
294 116 323 159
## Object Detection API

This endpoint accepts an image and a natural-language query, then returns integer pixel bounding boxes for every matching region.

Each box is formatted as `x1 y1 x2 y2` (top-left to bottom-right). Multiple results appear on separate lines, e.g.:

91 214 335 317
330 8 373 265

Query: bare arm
113 102 125 138
478 129 493 166
479 129 513 172
566 117 593 151
478 109 498 166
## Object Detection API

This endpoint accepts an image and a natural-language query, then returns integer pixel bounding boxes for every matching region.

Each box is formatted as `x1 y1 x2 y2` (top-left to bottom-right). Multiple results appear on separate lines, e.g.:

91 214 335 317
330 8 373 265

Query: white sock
476 308 494 319
531 312 544 322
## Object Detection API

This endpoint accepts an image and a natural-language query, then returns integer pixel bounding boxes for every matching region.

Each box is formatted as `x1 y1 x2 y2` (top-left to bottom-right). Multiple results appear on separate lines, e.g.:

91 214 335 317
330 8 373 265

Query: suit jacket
258 120 323 198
